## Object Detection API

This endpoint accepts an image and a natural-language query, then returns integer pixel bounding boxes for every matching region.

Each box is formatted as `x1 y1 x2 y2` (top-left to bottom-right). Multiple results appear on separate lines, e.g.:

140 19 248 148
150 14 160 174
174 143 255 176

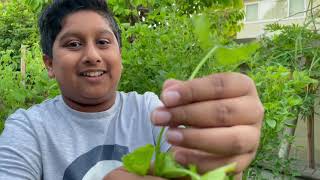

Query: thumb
162 79 181 91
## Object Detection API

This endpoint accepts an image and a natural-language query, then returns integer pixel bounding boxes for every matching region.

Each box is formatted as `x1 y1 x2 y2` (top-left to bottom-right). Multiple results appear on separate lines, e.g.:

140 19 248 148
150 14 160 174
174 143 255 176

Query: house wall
237 18 306 38
237 0 320 39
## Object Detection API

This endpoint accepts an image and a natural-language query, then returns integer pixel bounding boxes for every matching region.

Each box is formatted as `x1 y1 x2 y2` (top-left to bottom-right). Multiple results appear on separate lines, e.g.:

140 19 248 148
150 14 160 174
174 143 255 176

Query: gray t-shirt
0 91 170 180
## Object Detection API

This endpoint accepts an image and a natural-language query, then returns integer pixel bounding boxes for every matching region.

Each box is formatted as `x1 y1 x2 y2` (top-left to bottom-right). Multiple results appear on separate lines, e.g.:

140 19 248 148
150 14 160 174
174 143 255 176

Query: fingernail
152 110 171 125
163 91 180 106
163 79 178 89
166 130 183 144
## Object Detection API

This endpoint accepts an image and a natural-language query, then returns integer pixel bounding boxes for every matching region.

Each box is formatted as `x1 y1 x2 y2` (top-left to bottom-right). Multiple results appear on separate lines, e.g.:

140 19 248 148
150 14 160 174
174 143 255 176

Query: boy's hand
103 167 166 180
152 73 264 174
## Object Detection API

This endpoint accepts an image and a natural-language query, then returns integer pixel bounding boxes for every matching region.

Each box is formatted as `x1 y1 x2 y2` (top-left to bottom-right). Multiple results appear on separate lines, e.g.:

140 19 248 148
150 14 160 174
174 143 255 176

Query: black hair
38 0 122 58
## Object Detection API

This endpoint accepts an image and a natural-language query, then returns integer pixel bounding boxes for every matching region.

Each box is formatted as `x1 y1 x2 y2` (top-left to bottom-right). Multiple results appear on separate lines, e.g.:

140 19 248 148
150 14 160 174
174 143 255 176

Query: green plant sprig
122 38 259 179
189 46 219 80
122 5 260 178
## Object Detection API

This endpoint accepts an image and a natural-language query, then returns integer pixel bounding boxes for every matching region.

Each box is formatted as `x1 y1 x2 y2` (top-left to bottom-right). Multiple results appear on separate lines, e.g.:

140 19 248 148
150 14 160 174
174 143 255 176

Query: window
261 1 287 20
289 0 305 17
245 3 259 22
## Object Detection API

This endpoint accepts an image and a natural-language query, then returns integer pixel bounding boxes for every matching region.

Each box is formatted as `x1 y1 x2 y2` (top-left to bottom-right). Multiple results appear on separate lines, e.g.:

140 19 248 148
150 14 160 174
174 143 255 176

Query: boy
0 0 264 179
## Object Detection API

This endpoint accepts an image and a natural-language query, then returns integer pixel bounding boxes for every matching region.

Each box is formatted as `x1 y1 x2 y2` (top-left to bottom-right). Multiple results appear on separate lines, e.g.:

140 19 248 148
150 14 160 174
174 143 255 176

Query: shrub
0 0 38 64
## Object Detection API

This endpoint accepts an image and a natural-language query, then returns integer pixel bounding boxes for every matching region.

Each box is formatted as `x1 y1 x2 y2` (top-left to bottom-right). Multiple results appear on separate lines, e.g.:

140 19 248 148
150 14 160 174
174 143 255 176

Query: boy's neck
61 93 117 113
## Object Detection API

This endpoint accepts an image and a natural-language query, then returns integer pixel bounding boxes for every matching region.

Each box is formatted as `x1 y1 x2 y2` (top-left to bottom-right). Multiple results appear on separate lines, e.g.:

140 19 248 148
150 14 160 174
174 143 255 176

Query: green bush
0 0 38 64
244 23 320 178
0 44 59 132
116 0 245 94
119 14 203 94
256 23 320 80
0 0 43 131
246 66 317 178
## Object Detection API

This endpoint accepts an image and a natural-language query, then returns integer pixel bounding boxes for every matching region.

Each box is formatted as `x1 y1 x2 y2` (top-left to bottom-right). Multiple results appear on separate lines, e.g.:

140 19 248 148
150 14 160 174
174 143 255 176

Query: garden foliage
246 22 320 178
0 0 319 178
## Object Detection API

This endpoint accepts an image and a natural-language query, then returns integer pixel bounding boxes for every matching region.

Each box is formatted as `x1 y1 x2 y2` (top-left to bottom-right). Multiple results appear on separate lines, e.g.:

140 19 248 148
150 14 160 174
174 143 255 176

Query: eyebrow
58 29 115 41
98 30 114 36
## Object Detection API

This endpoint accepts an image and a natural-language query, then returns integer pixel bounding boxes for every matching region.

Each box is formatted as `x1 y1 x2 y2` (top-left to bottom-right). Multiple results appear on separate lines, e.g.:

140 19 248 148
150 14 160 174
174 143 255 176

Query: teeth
82 71 104 77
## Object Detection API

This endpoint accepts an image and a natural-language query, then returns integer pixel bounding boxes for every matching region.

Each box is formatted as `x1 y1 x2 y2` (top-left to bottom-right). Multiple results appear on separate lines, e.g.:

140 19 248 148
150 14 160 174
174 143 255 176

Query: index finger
161 73 257 107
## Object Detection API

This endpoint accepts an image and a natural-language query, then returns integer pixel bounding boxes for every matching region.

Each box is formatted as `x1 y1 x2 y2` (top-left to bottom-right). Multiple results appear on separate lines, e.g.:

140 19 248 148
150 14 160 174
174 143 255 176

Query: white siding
238 0 318 39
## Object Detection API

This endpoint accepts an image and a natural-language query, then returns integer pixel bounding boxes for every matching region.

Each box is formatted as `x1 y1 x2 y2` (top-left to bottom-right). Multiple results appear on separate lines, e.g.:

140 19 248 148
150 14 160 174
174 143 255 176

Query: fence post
307 83 316 169
20 45 26 86
278 119 298 159
307 108 315 169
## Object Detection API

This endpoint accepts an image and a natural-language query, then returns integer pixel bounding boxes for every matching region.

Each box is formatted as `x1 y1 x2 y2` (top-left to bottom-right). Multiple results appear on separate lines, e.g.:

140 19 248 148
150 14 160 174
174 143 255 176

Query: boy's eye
65 41 82 49
97 39 111 47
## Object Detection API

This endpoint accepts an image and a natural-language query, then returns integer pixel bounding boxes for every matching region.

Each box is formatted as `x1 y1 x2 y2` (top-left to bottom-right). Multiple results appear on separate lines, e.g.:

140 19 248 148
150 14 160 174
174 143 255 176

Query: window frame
243 0 307 24
287 0 307 18
244 2 260 22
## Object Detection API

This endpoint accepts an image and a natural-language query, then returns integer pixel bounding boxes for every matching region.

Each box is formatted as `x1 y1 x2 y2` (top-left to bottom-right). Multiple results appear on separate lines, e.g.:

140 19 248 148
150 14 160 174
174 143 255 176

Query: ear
43 54 55 78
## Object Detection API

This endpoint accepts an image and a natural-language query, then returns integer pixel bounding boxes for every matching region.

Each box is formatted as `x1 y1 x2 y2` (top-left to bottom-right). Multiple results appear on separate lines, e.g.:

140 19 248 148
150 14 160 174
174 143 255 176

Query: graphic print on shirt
63 144 128 180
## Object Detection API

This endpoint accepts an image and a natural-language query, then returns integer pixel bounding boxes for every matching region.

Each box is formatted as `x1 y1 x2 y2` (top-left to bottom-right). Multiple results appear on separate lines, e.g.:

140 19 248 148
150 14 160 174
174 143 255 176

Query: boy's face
44 10 122 112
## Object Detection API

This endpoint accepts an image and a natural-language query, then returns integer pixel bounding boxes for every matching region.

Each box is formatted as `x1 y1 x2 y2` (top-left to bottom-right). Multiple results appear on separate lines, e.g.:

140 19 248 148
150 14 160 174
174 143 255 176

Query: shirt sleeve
144 92 172 153
0 112 42 180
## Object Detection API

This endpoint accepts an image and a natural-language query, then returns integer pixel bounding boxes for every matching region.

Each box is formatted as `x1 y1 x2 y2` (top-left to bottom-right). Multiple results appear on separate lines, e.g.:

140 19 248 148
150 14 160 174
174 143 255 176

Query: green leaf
122 144 155 176
154 127 165 175
155 152 201 179
155 152 186 178
232 0 244 9
266 119 277 129
285 123 297 128
201 163 236 180
208 0 244 9
202 170 226 180
288 96 302 106
193 14 213 50
13 90 26 102
189 165 200 180
154 129 199 180
214 42 260 67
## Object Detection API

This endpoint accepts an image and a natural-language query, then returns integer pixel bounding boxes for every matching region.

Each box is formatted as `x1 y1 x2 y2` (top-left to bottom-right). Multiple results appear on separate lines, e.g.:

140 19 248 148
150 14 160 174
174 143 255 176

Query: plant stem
156 45 219 150
154 127 165 175
154 45 220 177
156 127 165 154
189 46 219 80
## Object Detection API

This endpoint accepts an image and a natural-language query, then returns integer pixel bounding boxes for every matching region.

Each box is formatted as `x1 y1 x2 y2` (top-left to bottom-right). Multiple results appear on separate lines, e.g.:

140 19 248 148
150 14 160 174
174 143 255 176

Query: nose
82 42 102 64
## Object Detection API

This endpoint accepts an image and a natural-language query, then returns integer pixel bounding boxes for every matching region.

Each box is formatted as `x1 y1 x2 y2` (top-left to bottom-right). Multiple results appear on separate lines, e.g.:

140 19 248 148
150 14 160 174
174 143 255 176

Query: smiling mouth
80 70 106 77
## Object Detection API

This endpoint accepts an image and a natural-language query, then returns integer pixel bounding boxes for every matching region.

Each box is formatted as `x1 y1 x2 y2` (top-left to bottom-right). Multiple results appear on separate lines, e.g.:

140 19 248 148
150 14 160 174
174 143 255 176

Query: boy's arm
0 115 42 180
